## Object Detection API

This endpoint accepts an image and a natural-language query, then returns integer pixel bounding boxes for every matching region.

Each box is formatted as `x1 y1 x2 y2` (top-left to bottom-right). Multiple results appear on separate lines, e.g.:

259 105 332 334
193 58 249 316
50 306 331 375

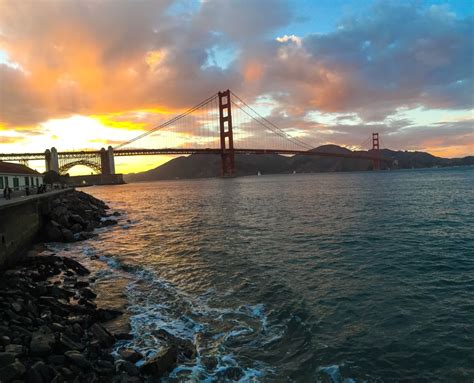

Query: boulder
65 351 92 369
90 323 115 347
139 345 178 377
55 333 83 352
0 352 16 365
118 349 143 364
30 329 55 356
101 219 118 227
4 344 23 356
45 223 62 242
61 228 75 243
70 223 83 233
0 360 26 382
0 335 11 346
27 360 54 383
69 214 86 227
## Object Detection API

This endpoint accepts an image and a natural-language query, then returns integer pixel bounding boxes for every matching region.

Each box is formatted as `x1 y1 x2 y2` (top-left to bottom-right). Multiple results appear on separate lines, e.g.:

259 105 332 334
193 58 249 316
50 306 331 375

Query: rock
50 322 66 332
115 360 140 376
4 344 23 356
45 222 62 242
48 354 66 365
116 376 142 383
0 352 16 365
80 288 96 300
69 214 86 226
11 302 22 313
155 329 196 359
0 360 26 382
96 308 123 322
139 345 178 377
65 351 92 369
101 219 117 227
74 281 90 289
62 258 90 276
118 349 143 364
70 223 83 233
201 356 218 370
0 335 11 346
28 360 54 383
61 228 75 242
30 329 55 356
90 323 115 347
56 333 83 352
217 366 244 381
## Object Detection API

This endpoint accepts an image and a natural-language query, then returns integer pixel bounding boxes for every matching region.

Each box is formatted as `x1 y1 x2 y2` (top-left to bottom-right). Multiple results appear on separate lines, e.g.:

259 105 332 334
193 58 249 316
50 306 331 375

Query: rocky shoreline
0 190 195 382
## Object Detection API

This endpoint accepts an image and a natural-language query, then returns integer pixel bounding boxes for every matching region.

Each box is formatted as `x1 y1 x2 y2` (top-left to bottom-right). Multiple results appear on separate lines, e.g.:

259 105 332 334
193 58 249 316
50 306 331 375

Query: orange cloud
244 62 264 83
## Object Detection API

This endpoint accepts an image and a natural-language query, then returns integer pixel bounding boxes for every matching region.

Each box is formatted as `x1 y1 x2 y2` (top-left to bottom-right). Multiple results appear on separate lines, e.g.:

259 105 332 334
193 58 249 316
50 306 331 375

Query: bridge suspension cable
229 91 313 151
114 93 219 150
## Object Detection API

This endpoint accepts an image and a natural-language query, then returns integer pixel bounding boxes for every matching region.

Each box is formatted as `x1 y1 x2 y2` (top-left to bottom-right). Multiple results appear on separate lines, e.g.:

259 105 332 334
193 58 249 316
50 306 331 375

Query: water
51 168 474 382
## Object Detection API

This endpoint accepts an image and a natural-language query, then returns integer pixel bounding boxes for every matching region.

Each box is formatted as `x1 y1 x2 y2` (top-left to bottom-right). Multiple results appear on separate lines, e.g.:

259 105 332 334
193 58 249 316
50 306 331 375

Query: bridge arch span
59 159 102 175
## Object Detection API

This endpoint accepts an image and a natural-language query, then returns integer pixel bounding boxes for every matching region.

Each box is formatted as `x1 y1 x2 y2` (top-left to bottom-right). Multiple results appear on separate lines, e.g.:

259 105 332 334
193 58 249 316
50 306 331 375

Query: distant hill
124 146 474 183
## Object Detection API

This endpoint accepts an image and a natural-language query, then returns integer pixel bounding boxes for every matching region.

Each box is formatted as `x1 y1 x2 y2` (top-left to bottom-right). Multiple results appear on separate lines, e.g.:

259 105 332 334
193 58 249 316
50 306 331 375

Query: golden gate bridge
0 90 389 177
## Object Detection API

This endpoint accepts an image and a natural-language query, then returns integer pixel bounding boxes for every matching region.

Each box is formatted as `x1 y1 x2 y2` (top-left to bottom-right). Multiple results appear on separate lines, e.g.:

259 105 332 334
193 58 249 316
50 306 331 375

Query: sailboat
257 171 262 176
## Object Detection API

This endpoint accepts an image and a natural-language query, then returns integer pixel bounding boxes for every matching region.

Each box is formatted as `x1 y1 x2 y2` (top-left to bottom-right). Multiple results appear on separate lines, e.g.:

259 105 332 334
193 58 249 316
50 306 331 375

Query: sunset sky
0 0 472 174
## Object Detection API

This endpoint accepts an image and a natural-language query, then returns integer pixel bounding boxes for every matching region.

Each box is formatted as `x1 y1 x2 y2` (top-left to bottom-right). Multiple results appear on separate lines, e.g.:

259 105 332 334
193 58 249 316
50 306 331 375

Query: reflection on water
51 168 473 382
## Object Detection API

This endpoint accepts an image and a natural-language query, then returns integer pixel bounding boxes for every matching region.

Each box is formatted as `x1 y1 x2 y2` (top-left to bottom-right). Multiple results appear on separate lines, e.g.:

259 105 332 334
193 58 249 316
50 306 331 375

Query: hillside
124 146 474 182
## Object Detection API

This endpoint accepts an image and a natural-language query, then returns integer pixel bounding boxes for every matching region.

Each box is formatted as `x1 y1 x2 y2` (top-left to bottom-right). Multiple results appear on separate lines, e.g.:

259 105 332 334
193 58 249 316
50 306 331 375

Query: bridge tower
372 132 381 171
45 147 59 173
100 148 111 175
218 89 235 177
107 146 115 174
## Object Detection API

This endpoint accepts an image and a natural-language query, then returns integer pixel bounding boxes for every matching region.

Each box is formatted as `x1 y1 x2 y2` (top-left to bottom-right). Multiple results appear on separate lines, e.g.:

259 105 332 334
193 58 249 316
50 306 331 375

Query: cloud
0 0 472 159
0 0 292 129
250 1 473 121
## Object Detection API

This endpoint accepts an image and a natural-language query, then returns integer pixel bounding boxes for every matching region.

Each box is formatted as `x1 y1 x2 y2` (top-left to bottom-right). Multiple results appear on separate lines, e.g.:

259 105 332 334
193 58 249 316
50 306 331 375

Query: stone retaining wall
0 189 73 269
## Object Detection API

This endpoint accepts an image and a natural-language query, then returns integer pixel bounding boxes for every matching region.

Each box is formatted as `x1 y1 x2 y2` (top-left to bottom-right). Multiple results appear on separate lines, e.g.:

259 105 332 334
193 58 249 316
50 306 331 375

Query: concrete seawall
0 189 73 269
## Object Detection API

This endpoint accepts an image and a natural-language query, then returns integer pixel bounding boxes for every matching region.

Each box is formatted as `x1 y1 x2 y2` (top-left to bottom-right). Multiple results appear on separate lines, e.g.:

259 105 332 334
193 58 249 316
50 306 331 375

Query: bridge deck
0 148 391 163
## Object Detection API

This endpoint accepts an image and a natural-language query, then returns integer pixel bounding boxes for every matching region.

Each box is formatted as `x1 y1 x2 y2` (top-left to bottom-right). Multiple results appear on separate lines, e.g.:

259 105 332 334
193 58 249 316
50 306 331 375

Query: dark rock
61 228 75 243
55 333 83 352
115 360 140 376
90 323 115 347
4 344 23 356
155 329 196 360
0 351 16 365
69 214 86 226
48 354 66 365
50 322 66 332
65 351 92 369
0 335 11 346
96 308 123 322
201 356 218 370
118 349 143 364
11 302 22 313
28 360 54 383
45 222 62 242
74 281 90 289
0 360 26 382
62 258 90 276
217 366 244 381
70 223 83 233
30 329 54 356
101 219 118 227
139 345 178 377
80 288 96 300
